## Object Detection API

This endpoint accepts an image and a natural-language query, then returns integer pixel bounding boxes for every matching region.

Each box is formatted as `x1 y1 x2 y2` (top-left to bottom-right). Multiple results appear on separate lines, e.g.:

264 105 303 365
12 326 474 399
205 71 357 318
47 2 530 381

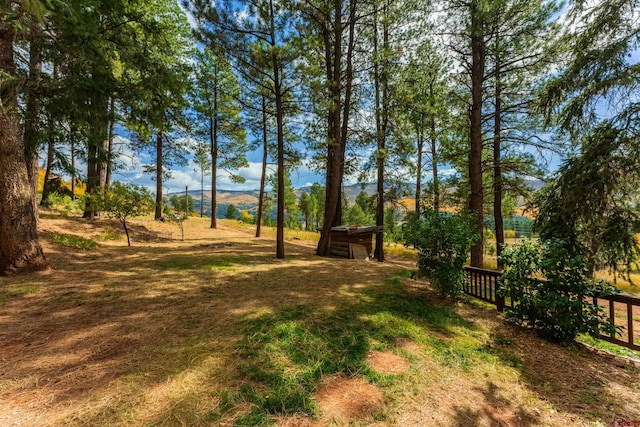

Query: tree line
1 0 639 276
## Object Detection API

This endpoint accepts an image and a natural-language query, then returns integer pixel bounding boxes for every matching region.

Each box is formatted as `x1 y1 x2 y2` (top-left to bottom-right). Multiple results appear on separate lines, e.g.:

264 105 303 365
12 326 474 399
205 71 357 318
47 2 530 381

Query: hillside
177 178 544 219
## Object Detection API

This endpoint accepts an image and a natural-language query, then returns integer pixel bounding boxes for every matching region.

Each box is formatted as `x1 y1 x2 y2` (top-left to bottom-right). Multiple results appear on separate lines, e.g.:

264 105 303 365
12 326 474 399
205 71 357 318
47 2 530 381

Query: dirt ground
1 211 639 426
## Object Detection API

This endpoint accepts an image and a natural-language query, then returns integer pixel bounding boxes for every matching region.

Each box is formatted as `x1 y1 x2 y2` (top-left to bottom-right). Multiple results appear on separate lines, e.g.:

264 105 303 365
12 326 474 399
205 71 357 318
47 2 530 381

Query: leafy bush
499 239 619 343
403 209 477 298
484 228 495 241
96 226 124 241
86 182 154 246
239 210 254 224
43 192 85 213
52 233 98 250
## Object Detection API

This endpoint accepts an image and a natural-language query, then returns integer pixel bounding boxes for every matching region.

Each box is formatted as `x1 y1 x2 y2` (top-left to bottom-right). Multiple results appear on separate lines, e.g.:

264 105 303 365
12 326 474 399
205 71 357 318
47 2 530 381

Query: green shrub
499 239 619 343
52 233 98 250
86 182 154 246
44 192 84 213
402 209 477 298
96 226 124 241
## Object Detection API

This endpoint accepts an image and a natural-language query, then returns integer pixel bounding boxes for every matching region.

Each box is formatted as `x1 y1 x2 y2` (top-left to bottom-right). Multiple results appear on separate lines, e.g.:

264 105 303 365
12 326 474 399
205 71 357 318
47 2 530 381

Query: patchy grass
154 254 241 270
0 285 40 305
96 226 125 241
52 232 98 249
578 334 640 359
384 242 418 260
0 213 639 426
227 277 476 423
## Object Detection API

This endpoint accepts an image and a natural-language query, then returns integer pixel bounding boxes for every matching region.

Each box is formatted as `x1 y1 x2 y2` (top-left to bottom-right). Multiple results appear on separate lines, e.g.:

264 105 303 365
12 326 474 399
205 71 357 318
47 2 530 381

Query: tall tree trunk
83 87 108 219
40 64 58 207
316 0 344 257
493 53 504 267
210 104 218 228
200 168 204 218
469 0 485 267
155 130 163 220
373 0 387 262
256 96 268 238
40 129 55 206
430 119 439 212
415 123 422 215
99 136 107 190
339 0 357 223
84 136 99 219
269 0 285 259
105 96 115 187
317 0 357 257
0 18 47 275
428 81 440 213
23 21 43 222
70 130 76 201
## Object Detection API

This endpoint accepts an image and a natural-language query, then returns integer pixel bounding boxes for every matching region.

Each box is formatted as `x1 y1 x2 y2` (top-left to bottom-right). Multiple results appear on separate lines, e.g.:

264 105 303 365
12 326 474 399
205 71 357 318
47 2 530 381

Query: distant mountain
524 178 546 191
167 188 261 218
169 178 544 218
298 182 416 204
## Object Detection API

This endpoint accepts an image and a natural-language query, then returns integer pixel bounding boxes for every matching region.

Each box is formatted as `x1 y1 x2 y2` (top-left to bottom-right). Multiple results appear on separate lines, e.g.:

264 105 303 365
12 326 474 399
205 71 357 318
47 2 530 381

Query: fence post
496 276 505 312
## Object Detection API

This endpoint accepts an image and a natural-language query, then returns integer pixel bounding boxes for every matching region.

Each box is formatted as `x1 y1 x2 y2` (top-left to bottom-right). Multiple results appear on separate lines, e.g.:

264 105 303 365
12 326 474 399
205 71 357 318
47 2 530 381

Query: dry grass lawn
1 209 639 426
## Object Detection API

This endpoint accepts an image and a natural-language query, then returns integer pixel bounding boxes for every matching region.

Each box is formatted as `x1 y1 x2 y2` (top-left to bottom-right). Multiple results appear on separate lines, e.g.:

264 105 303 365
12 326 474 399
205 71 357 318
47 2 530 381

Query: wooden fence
463 266 640 351
132 230 173 242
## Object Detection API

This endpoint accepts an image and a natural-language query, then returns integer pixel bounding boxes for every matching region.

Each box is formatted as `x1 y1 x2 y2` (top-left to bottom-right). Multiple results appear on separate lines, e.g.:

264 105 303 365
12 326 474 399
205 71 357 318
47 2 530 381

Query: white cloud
439 168 458 177
112 136 145 172
165 169 202 193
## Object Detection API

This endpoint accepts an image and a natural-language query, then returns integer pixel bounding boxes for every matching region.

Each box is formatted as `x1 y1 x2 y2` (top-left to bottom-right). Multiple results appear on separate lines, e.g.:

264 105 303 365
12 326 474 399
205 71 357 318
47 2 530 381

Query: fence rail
463 266 505 311
132 230 173 242
463 266 640 352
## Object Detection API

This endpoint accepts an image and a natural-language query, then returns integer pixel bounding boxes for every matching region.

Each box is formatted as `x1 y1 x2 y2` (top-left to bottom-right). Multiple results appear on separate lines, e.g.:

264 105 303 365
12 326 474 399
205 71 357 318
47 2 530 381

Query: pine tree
191 47 247 228
0 0 47 274
535 0 640 277
187 0 300 258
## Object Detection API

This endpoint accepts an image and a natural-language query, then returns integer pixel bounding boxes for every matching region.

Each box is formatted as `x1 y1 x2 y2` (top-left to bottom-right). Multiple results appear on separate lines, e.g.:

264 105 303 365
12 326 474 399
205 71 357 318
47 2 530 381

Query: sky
106 135 324 194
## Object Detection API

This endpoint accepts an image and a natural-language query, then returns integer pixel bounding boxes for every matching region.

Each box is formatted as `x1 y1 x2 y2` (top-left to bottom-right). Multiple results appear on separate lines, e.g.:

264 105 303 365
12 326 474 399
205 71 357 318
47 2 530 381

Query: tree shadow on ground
209 275 477 425
0 235 475 426
2 236 639 426
452 381 539 427
470 304 640 425
0 238 416 425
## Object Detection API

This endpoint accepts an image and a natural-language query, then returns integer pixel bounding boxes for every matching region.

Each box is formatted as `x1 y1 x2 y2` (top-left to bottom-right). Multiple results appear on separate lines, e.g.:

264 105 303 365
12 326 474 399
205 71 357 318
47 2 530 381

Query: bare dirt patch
367 350 410 375
394 338 421 353
272 414 316 427
315 374 384 422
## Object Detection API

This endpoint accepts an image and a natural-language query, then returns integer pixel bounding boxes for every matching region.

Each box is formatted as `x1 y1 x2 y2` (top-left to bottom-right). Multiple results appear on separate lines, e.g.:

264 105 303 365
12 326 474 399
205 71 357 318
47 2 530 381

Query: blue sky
104 134 324 193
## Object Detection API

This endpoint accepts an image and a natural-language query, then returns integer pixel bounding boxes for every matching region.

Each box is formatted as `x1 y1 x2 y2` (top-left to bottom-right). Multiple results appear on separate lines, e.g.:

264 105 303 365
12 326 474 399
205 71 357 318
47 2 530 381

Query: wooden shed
322 225 383 259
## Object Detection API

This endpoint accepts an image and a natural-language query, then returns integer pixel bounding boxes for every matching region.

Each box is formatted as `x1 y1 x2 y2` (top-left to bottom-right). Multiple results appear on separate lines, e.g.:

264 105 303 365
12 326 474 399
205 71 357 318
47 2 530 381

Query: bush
484 228 495 241
96 226 124 241
52 233 98 250
86 182 154 246
402 209 477 298
239 210 254 224
44 192 85 213
499 239 619 343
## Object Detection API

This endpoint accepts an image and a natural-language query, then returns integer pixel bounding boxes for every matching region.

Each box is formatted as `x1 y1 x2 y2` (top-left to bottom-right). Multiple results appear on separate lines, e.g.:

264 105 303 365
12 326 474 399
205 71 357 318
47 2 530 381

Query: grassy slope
0 211 639 426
